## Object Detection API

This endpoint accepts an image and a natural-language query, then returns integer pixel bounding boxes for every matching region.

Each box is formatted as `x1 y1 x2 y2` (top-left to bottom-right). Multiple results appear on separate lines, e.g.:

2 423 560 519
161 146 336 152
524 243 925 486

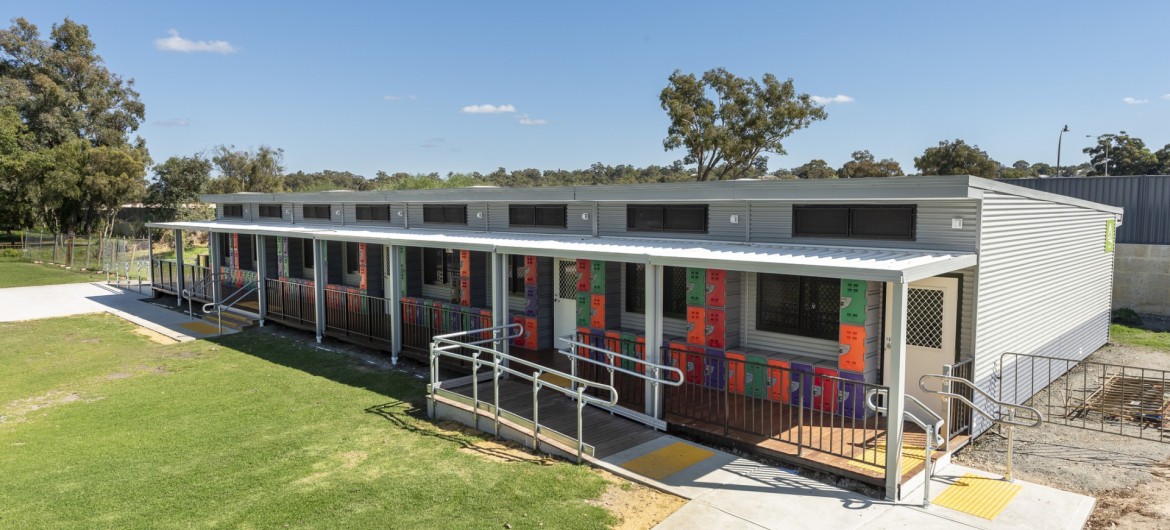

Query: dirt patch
587 468 687 530
132 326 178 344
338 450 368 469
954 339 1170 528
457 437 553 464
1 391 85 424
105 372 133 380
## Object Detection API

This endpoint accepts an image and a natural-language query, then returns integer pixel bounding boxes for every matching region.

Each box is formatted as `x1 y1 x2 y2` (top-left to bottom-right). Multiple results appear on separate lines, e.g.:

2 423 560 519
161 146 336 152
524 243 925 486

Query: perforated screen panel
557 260 579 300
907 288 945 349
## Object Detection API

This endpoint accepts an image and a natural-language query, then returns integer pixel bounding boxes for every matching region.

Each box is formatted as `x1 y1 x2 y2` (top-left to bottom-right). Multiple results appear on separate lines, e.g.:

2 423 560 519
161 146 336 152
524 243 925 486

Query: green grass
1111 324 1170 351
154 245 209 262
0 257 106 288
0 315 615 529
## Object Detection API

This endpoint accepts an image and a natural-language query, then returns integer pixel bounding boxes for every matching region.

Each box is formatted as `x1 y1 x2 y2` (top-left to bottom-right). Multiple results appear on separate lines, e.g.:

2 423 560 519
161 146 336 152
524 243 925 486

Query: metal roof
147 220 977 283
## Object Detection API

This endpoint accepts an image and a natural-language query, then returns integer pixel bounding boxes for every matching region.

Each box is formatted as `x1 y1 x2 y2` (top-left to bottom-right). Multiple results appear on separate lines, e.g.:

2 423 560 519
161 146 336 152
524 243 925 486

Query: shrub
0 249 22 258
1111 308 1143 327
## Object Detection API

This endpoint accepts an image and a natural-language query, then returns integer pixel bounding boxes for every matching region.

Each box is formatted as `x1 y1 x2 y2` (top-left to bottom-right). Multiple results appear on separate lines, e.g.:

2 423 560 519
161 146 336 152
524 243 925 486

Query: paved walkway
595 436 1094 530
0 282 229 341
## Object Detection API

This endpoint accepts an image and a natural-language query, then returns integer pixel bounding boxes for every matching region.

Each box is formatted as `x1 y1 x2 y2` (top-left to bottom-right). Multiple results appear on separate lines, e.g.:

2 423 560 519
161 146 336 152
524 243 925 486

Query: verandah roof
146 221 977 283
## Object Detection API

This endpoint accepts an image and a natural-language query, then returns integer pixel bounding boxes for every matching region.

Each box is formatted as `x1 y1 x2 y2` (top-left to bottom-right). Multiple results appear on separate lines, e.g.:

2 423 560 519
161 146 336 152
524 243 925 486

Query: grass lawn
0 257 106 288
154 245 209 262
0 315 615 529
1111 323 1170 351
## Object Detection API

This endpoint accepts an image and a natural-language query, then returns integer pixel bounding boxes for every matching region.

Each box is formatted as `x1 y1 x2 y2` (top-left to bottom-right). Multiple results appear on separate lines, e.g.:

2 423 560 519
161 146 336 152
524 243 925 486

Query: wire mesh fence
20 232 151 272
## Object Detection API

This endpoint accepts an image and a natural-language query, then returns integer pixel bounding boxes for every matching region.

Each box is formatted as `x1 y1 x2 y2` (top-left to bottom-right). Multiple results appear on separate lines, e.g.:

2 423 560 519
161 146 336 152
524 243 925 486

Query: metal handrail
556 336 686 388
920 374 1044 482
430 324 619 462
202 280 258 335
866 390 944 508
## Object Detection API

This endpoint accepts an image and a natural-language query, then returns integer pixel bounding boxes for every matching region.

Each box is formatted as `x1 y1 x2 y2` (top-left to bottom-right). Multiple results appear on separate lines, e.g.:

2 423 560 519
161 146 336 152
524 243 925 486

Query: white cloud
155 29 237 54
153 118 190 127
1123 97 1149 105
811 94 854 105
384 95 417 101
517 114 547 126
461 104 516 114
419 137 445 148
1161 94 1170 101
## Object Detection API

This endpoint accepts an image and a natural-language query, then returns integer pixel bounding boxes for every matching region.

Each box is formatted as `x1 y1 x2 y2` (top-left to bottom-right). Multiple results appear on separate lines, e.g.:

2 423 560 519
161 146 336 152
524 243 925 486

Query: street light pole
1057 125 1069 177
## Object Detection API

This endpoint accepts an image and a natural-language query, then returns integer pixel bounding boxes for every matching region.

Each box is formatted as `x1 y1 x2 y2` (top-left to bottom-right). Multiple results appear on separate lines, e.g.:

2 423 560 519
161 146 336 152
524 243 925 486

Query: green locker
398 247 408 296
685 267 707 306
590 260 606 293
462 313 473 332
745 353 768 398
575 292 591 327
621 331 638 370
840 278 870 325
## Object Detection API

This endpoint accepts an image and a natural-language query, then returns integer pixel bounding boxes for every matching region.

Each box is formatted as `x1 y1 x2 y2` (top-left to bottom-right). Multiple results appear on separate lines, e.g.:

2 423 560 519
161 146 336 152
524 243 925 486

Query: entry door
884 276 959 424
552 259 580 348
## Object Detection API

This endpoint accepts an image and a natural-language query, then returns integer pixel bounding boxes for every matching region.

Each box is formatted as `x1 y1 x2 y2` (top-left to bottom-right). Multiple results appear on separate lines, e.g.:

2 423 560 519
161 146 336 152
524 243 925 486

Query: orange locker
765 355 790 403
590 294 606 329
686 307 705 345
669 340 704 384
705 269 727 307
705 309 726 349
459 250 471 276
524 255 537 285
522 317 538 350
604 330 623 366
838 324 869 373
726 351 746 394
511 314 526 347
635 335 647 374
458 278 471 306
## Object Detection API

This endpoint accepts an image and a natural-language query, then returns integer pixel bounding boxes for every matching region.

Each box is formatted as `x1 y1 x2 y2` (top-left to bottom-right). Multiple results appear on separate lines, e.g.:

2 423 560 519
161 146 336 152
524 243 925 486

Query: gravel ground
953 331 1170 529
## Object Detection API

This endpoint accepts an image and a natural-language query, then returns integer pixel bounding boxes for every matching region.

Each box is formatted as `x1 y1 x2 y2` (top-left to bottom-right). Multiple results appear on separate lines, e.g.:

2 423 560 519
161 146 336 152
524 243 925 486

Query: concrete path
596 436 1094 530
0 282 230 341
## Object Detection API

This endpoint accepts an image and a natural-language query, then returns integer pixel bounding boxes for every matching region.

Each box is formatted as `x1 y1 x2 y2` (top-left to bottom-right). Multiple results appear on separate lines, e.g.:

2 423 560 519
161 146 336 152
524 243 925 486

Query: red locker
669 340 703 384
705 308 726 349
604 330 623 366
726 351 746 395
813 366 839 412
459 250 471 276
766 356 790 403
686 307 705 345
511 314 525 347
458 278 471 307
635 335 647 374
524 256 537 285
705 269 727 307
576 260 591 292
590 294 606 329
522 317 538 350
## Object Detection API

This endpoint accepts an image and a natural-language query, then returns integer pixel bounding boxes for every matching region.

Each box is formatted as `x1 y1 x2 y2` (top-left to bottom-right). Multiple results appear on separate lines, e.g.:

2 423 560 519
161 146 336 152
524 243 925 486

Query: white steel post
491 252 510 361
389 245 403 364
209 232 222 308
644 262 664 419
174 229 184 307
884 280 909 501
255 234 267 326
313 239 326 343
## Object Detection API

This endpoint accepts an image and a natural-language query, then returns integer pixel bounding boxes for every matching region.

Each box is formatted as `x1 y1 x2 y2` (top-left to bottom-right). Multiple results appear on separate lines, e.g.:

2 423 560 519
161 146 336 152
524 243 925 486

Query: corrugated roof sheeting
1006 176 1165 244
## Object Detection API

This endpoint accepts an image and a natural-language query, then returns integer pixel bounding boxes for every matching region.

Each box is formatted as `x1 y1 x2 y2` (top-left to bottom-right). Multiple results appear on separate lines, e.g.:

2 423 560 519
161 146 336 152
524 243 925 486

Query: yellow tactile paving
846 443 927 475
179 321 222 336
619 441 715 480
932 473 1022 520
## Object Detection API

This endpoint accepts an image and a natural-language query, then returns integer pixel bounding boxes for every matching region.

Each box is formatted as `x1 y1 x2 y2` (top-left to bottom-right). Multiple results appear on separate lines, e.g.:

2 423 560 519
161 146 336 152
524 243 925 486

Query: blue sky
13 1 1170 178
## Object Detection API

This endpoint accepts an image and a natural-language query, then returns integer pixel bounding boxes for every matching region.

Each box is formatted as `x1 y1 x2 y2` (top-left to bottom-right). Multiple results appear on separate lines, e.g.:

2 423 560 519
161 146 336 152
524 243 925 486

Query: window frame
507 254 526 294
344 242 361 274
755 273 840 341
423 248 454 286
624 264 687 319
356 204 390 222
509 204 567 228
222 204 244 218
303 204 332 221
301 239 315 271
423 204 468 225
792 204 917 241
626 204 708 234
258 204 282 219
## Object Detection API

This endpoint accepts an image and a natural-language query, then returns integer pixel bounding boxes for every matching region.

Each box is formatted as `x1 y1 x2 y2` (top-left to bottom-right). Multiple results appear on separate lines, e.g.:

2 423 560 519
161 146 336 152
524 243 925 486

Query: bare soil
953 339 1170 529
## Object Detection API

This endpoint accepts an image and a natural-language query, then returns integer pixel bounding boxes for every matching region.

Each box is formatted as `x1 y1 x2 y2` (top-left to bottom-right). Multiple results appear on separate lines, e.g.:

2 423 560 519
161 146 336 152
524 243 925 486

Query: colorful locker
590 294 606 329
744 352 768 398
839 279 875 325
575 293 591 327
765 355 790 403
522 317 538 350
589 260 605 294
620 331 638 371
512 315 527 347
705 269 726 307
837 371 871 419
604 330 623 367
812 365 839 412
669 340 703 384
359 243 368 290
524 256 537 286
635 335 647 375
838 324 877 373
726 351 746 394
459 250 471 276
705 309 726 349
789 358 815 407
686 307 705 345
524 286 539 317
576 260 591 292
459 278 472 307
685 268 706 306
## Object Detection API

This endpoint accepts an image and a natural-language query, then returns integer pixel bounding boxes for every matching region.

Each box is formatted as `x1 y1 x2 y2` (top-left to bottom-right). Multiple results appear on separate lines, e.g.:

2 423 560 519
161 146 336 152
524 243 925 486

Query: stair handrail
866 389 944 508
430 324 619 462
201 280 259 335
555 335 686 388
919 374 1043 483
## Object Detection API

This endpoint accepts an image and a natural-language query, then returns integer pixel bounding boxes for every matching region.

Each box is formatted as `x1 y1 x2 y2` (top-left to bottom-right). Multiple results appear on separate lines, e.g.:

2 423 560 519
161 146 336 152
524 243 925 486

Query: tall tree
207 145 285 193
793 159 837 179
1082 132 1157 176
0 17 149 235
146 155 212 222
0 107 38 232
284 169 367 192
1155 144 1170 175
660 68 827 181
837 150 904 178
914 139 999 179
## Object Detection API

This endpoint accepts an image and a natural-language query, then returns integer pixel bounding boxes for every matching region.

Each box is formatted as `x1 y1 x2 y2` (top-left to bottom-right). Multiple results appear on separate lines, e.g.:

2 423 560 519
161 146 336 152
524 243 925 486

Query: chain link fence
21 232 151 273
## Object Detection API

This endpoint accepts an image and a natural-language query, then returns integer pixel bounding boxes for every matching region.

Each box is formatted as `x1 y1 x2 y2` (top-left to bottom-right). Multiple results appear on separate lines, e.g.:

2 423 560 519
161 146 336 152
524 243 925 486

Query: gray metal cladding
708 203 748 241
970 191 1115 434
742 272 839 361
291 203 343 227
485 203 593 235
1007 176 1161 244
748 200 979 252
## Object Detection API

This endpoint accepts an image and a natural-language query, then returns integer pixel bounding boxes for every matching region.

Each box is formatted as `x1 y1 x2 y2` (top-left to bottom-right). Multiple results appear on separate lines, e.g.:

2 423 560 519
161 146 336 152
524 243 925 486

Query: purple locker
789 359 815 408
837 371 870 419
704 349 726 390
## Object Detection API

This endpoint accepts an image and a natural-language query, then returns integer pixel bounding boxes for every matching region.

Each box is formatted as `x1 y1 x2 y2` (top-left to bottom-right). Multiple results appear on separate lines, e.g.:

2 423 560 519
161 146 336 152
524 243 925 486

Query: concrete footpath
596 435 1094 530
0 282 225 341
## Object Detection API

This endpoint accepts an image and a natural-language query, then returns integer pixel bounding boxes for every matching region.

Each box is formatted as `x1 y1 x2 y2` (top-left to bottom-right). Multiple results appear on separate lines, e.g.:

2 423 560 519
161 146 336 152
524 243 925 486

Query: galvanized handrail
866 390 944 508
430 324 619 462
920 374 1043 482
556 336 686 387
202 280 258 335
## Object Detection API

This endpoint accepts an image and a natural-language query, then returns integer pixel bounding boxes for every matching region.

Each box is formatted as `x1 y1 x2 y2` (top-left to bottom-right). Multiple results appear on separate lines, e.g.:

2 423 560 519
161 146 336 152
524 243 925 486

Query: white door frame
884 275 960 427
552 258 578 348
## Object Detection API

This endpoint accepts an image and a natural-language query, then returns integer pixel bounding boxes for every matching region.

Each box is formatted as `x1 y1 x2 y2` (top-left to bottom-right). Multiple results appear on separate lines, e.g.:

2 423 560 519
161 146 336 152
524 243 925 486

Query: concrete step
206 310 257 331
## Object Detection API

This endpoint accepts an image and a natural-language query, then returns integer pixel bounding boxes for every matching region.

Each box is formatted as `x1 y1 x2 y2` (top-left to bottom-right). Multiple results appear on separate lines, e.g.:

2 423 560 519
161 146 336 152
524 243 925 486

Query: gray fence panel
1004 175 1170 244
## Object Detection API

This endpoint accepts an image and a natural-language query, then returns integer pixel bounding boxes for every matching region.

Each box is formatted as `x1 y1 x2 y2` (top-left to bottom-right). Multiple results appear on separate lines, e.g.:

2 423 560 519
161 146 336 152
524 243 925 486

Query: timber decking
445 378 662 459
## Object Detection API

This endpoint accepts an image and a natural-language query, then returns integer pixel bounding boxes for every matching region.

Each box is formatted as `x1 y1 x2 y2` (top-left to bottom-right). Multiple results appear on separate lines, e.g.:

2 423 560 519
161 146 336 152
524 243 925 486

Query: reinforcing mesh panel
907 288 944 349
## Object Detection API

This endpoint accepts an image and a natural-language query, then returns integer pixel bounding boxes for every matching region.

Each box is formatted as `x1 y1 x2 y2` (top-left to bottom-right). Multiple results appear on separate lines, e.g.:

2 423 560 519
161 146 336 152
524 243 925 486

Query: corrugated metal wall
971 191 1114 433
1006 176 1165 244
748 200 979 251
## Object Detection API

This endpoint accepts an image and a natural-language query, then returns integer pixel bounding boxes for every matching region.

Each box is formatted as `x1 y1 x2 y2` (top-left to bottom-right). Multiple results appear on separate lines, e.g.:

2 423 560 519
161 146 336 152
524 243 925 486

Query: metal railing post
577 387 586 463
531 373 541 452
